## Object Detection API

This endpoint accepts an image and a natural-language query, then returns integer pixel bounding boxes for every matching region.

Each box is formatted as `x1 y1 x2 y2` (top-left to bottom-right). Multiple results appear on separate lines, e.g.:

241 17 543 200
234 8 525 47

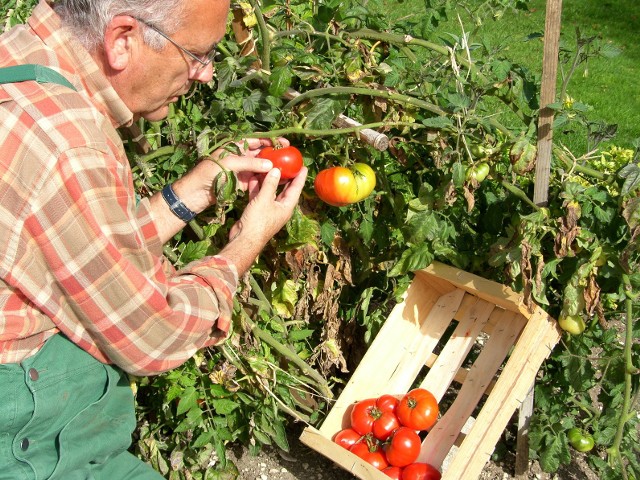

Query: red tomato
396 388 439 431
314 163 376 206
376 394 399 414
257 145 303 179
350 398 377 435
384 427 421 467
383 466 404 479
350 440 389 471
333 428 362 450
372 411 401 441
401 463 441 480
350 397 400 440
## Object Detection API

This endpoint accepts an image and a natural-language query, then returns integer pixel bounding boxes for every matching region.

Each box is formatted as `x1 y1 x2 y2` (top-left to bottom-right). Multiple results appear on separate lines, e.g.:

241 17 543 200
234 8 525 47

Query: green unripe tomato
558 314 586 335
466 162 490 183
567 428 595 452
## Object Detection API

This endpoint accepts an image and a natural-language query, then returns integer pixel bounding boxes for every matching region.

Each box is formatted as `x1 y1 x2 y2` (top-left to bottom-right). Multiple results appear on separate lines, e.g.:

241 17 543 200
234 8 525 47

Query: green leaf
272 419 290 452
242 89 264 114
539 434 570 472
252 428 272 446
304 97 346 130
180 240 210 263
283 208 319 250
288 328 315 341
176 386 199 416
320 221 338 247
388 243 434 277
421 116 453 129
491 59 512 81
192 431 215 448
405 209 440 244
268 66 293 98
210 398 240 415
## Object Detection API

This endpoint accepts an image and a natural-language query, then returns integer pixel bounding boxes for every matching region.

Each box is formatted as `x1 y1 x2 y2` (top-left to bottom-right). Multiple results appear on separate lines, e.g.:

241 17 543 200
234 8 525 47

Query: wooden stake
533 0 563 206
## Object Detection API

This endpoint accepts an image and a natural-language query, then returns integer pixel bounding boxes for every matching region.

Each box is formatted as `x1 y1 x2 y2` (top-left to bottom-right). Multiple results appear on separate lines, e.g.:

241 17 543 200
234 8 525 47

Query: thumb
257 168 281 199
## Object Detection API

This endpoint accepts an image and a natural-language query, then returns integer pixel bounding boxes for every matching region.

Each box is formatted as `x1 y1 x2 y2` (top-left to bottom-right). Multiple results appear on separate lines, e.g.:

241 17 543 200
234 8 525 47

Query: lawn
383 0 640 153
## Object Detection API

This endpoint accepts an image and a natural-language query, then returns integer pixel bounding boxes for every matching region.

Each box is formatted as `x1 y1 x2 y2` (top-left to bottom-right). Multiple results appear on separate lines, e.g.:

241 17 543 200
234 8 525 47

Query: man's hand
221 165 308 275
177 137 291 212
151 138 294 244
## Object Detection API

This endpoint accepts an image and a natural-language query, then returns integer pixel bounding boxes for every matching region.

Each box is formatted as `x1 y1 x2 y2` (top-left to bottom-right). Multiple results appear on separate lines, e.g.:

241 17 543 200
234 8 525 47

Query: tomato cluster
333 388 441 479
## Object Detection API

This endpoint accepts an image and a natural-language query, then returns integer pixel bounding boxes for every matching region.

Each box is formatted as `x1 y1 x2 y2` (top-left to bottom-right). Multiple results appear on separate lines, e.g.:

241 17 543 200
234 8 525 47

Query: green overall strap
0 64 77 91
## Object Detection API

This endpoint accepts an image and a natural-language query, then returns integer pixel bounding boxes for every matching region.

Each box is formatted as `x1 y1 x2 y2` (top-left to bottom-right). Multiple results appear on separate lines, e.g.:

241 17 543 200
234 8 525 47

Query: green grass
384 0 640 151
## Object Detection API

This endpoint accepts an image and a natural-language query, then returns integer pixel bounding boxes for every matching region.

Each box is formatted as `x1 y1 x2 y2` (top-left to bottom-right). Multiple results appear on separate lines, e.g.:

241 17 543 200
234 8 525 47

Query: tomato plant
333 428 362 449
567 428 595 452
384 427 421 467
257 145 303 179
350 439 389 471
401 463 442 480
314 163 376 206
350 396 400 440
397 389 439 431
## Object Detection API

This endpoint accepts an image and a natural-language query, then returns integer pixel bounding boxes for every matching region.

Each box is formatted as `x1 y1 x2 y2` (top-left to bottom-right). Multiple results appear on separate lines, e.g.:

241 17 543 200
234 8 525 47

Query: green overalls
0 65 164 480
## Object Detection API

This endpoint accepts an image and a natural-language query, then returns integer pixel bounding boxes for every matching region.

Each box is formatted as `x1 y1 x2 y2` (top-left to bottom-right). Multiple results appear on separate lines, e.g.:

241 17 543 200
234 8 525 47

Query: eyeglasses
135 17 217 71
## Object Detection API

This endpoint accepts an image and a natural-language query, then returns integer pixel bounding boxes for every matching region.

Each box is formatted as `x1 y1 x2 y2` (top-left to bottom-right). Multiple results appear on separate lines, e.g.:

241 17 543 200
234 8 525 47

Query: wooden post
533 0 563 206
518 1 563 477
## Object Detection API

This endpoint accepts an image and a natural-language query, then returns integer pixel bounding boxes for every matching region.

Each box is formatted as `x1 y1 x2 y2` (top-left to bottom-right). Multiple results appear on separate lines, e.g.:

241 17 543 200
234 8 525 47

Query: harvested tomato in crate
300 261 561 480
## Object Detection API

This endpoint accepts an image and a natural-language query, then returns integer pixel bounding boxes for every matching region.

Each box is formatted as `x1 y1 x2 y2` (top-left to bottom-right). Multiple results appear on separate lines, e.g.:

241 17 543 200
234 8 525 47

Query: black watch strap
161 184 196 223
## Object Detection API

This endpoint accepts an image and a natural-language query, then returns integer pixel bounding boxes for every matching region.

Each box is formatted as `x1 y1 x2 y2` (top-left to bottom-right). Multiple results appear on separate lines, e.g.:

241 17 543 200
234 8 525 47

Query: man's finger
256 168 282 200
222 155 273 173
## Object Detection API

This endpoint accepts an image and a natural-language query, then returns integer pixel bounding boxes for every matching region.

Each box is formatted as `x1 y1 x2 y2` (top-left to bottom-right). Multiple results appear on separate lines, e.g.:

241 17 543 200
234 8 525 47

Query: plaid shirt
0 1 237 375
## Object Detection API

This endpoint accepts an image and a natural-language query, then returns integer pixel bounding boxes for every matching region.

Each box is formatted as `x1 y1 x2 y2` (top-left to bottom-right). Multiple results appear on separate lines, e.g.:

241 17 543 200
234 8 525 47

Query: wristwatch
161 183 196 223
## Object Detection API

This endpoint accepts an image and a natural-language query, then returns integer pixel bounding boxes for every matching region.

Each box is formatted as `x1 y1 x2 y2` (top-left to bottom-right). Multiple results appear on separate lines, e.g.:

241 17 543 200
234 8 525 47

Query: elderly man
0 0 307 478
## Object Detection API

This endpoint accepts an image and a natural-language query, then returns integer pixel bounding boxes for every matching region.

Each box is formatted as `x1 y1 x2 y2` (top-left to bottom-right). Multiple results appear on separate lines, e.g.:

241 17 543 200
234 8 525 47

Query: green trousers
0 334 163 480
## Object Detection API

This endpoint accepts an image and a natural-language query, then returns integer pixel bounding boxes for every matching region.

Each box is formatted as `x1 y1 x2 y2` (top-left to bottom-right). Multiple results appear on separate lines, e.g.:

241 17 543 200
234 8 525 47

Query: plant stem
239 309 333 400
249 0 271 71
283 85 447 116
606 275 637 479
163 245 178 263
139 145 182 162
235 121 423 140
501 180 540 210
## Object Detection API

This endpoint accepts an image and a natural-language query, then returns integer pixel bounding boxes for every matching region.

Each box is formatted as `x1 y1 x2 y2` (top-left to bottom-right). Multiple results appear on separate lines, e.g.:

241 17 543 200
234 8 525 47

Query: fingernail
270 168 281 178
262 160 273 169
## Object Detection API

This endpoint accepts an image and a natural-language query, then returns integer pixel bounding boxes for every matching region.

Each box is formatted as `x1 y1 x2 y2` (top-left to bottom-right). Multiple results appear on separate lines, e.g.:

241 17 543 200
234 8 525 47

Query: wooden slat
442 309 560 479
318 279 459 435
300 427 387 480
385 288 465 389
420 295 494 401
419 309 527 469
417 262 533 318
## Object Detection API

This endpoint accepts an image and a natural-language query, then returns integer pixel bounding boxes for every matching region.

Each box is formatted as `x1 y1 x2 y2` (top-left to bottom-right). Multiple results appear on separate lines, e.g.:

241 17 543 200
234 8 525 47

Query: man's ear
102 15 139 71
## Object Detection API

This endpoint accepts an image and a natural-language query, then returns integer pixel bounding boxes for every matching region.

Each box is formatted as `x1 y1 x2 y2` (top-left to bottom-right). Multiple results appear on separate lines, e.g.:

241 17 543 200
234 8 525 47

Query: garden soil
227 422 601 480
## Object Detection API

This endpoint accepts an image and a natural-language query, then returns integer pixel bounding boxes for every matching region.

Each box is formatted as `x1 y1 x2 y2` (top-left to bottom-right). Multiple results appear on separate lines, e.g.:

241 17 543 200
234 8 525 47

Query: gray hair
53 0 186 52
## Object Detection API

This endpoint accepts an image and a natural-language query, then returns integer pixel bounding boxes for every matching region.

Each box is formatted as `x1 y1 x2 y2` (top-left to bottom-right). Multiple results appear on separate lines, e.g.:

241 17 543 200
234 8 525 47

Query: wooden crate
300 261 561 480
